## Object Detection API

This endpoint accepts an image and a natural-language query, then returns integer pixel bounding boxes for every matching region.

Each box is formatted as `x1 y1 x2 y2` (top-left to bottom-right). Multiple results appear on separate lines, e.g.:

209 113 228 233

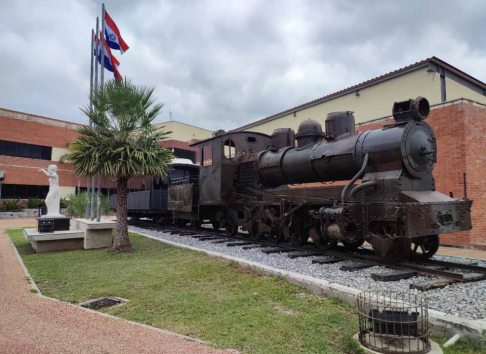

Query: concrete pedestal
24 228 84 253
72 219 116 249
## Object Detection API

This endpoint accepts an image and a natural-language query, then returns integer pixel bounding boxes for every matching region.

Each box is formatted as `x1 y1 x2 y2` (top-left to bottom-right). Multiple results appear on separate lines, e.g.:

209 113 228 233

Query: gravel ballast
129 226 486 320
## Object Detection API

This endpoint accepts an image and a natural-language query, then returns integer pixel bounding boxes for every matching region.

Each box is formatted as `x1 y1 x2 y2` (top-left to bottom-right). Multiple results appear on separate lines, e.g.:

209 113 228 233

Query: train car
171 97 472 261
110 158 199 225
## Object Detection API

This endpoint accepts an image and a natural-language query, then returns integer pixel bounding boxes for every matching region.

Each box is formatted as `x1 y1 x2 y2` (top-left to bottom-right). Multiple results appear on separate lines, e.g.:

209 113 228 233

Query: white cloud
0 0 485 130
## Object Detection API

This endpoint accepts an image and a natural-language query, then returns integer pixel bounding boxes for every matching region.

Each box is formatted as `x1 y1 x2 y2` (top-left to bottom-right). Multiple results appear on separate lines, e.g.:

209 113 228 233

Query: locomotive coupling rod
341 153 369 204
271 202 305 228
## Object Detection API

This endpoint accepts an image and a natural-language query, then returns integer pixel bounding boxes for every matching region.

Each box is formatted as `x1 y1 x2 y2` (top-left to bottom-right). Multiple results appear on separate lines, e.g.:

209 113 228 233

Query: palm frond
62 78 174 179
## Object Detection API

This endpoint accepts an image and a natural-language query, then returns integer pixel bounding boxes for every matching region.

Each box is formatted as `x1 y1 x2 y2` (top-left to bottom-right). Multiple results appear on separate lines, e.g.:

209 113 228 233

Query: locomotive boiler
164 97 472 261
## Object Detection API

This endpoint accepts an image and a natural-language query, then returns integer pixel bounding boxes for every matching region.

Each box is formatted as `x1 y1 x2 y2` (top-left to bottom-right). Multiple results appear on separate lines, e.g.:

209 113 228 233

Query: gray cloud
1 0 485 131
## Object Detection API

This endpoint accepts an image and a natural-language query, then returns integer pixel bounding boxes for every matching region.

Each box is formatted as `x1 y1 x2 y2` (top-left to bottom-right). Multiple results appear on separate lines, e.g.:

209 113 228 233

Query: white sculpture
38 165 62 217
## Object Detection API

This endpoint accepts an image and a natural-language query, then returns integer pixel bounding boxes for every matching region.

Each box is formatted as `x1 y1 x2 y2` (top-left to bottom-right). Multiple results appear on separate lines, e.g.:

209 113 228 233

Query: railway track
130 219 486 291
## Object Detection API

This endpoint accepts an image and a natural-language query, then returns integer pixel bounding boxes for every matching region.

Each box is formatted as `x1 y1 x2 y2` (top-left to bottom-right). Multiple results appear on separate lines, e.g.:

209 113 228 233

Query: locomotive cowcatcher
165 97 473 261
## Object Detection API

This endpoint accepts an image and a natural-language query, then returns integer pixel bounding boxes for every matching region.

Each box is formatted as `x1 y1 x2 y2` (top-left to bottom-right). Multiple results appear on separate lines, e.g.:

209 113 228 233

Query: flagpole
96 4 106 222
86 28 95 219
91 17 100 221
101 4 105 90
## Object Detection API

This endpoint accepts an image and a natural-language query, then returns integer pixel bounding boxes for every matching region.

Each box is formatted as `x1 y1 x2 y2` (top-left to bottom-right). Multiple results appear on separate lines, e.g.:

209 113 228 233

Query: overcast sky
1 0 485 131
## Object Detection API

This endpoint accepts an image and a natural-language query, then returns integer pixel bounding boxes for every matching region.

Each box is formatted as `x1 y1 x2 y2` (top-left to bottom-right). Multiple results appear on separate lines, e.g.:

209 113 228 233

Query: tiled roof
234 56 485 131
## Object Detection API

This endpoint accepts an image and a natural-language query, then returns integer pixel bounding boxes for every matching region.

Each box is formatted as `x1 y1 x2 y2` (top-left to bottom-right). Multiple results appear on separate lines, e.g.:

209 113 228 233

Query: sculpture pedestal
72 219 116 249
24 228 84 253
37 216 71 233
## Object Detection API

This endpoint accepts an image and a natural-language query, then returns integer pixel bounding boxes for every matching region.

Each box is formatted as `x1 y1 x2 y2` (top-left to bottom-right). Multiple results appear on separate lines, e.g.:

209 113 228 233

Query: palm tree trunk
112 176 132 252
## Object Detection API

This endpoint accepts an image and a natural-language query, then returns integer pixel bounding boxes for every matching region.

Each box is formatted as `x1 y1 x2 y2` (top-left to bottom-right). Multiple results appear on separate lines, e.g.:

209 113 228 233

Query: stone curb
7 235 42 295
137 231 486 339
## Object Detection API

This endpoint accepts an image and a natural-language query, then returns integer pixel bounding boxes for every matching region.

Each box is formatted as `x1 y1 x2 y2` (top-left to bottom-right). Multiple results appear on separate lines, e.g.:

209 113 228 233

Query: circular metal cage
357 290 430 354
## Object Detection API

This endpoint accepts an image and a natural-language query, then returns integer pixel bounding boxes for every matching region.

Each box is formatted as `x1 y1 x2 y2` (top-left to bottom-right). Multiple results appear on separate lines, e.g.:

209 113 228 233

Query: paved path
0 219 232 354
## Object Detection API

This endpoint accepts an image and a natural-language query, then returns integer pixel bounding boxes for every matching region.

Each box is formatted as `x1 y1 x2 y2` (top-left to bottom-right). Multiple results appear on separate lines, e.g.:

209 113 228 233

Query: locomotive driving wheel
286 220 309 246
268 228 284 244
211 221 221 230
410 235 440 260
310 227 336 251
342 239 365 251
225 215 238 236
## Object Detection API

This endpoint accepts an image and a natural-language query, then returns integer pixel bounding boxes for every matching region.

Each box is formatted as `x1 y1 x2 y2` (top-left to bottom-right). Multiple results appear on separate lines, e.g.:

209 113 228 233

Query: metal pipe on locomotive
254 97 471 259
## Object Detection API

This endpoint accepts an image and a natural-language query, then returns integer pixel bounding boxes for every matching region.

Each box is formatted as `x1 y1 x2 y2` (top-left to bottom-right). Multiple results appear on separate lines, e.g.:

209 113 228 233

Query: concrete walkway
0 219 232 354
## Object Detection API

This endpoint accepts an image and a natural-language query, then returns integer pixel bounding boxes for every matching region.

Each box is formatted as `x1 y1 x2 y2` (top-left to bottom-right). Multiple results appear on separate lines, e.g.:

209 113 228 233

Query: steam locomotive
118 97 473 261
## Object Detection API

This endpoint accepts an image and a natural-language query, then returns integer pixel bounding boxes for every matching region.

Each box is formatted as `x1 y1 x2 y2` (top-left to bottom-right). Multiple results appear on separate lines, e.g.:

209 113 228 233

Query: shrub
27 198 45 209
60 197 69 209
66 192 110 218
0 199 25 212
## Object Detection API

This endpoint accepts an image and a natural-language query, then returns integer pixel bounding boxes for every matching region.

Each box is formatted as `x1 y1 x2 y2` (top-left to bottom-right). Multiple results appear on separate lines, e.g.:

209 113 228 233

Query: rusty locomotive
122 97 473 261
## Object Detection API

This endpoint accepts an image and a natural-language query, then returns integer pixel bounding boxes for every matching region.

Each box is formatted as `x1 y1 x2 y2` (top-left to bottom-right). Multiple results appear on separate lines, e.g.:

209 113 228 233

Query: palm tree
64 79 173 252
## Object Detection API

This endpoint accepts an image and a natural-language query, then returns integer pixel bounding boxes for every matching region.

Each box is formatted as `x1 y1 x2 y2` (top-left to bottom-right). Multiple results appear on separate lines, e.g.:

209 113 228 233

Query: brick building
0 109 211 200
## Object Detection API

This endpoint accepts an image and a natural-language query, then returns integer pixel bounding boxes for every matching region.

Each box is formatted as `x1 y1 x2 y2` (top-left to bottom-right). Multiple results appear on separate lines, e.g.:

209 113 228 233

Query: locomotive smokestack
392 97 430 122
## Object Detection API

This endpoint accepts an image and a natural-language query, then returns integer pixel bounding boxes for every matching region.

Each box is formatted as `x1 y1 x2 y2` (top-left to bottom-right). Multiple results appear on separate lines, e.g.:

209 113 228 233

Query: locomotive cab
182 131 272 230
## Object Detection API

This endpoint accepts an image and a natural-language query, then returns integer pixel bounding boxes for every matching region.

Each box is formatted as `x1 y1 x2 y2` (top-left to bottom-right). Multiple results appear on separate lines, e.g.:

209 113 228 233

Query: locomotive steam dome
295 119 324 146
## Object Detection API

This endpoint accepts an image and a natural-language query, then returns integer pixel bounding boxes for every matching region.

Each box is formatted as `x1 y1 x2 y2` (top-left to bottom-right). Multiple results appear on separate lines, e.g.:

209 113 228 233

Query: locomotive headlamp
392 97 430 122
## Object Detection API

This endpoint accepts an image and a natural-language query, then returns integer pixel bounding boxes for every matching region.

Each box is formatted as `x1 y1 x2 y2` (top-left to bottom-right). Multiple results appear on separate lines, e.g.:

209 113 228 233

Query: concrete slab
72 219 115 249
24 228 84 241
352 333 443 354
72 218 117 230
24 228 84 253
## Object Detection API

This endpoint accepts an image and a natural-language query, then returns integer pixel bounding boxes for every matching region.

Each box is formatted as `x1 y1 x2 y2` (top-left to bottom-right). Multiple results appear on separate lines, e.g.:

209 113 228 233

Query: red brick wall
0 114 81 148
463 104 486 247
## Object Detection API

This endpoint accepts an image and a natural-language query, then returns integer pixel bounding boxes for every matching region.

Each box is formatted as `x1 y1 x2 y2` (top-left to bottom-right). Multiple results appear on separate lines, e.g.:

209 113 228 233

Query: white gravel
129 225 486 320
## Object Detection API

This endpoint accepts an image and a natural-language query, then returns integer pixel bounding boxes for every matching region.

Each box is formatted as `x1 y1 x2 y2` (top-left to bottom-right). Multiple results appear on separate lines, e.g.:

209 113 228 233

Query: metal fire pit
357 290 430 354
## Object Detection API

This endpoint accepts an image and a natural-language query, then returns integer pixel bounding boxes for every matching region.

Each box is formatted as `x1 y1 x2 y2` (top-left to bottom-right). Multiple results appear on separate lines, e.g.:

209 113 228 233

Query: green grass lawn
8 229 484 354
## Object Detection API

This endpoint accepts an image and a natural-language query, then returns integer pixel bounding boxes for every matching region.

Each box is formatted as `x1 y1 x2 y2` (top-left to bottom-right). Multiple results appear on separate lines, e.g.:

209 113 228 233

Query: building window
0 140 52 160
0 184 49 199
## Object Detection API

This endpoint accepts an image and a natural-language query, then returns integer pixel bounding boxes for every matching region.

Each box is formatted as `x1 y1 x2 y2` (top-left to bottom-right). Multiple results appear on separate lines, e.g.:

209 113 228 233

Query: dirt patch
274 305 298 315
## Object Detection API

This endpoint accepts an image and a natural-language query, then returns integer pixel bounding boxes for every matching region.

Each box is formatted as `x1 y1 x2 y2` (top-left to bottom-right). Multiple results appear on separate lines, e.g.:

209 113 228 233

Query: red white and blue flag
94 32 122 81
104 10 129 54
